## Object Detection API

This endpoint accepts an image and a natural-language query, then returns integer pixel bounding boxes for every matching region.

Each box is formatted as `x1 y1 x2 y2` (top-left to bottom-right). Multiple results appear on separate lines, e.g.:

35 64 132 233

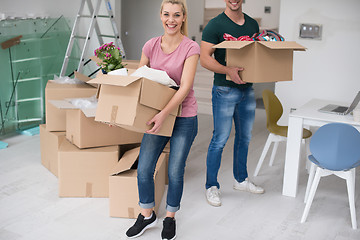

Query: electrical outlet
264 6 271 14
299 23 322 40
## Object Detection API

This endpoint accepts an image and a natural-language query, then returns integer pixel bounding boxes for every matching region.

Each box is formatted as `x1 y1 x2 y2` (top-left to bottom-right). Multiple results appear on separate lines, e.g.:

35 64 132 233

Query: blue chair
301 123 360 229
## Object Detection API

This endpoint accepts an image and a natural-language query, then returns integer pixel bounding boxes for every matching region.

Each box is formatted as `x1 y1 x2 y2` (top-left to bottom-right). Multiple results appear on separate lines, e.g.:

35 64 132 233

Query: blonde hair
160 0 188 36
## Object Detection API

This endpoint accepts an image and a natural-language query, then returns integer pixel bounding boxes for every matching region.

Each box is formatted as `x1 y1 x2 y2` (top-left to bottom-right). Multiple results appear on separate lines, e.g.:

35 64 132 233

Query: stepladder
60 0 125 77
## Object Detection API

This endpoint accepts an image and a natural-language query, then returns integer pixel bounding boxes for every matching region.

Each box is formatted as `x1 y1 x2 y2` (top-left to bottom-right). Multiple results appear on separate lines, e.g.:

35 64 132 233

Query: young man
200 0 264 207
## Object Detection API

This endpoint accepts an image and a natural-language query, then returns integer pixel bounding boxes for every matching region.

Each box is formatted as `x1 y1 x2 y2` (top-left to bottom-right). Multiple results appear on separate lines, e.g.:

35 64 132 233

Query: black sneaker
161 217 176 240
126 212 157 238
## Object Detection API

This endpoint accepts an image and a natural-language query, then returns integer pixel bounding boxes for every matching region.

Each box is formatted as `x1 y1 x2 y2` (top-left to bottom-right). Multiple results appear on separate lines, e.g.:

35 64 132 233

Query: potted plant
94 42 124 73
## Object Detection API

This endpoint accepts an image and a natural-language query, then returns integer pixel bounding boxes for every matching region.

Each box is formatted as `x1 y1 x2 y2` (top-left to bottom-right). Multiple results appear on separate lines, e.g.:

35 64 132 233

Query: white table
282 99 360 197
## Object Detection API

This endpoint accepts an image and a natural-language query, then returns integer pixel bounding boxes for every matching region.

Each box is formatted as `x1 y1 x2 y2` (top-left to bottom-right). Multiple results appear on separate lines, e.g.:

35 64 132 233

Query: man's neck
224 8 245 26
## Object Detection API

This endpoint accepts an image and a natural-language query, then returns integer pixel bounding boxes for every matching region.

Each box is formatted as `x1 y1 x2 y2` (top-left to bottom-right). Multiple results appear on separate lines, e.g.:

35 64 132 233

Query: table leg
282 116 303 197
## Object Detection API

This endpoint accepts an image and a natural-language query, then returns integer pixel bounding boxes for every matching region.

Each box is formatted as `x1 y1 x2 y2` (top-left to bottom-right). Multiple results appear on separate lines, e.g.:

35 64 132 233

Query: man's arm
200 41 246 84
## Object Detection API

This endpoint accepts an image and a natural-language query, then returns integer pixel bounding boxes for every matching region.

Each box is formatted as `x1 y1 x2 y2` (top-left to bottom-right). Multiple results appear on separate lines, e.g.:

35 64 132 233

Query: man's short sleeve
201 18 220 45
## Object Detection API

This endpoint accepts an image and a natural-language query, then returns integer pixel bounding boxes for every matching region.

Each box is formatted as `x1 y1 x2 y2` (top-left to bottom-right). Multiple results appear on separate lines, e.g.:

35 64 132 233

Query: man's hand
227 66 246 84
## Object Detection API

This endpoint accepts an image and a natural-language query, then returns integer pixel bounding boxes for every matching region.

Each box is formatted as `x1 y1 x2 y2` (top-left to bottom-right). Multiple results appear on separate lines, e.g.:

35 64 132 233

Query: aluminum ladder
60 0 126 77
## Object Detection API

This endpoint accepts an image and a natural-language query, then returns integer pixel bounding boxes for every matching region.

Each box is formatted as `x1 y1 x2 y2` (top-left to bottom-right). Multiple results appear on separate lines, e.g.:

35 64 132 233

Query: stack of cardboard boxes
40 60 176 218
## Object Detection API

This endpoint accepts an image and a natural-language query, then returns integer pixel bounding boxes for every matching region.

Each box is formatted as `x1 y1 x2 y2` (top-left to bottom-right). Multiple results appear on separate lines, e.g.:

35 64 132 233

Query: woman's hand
146 111 168 134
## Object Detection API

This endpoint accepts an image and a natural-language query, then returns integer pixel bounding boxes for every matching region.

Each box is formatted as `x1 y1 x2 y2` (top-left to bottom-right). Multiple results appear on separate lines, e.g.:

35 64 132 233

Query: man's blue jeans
206 85 256 189
137 116 198 212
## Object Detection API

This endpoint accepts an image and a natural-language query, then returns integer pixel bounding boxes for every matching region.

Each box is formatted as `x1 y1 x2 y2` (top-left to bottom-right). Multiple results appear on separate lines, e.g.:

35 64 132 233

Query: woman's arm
138 51 150 68
146 54 199 134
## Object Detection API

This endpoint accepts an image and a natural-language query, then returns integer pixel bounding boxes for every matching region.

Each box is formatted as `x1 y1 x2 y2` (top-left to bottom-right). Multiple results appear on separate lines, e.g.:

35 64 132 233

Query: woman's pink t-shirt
142 36 200 117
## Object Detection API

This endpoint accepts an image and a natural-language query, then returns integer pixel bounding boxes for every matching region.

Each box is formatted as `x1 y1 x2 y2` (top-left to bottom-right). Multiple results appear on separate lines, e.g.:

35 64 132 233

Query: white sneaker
233 178 265 194
206 186 221 207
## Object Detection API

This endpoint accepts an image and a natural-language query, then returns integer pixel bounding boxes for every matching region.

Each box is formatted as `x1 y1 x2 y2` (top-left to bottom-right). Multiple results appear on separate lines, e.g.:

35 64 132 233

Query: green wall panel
0 17 79 135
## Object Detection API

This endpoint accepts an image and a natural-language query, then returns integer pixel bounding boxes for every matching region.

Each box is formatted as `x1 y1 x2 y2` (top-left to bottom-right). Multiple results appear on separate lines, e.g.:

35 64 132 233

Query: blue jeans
206 85 255 189
137 116 198 212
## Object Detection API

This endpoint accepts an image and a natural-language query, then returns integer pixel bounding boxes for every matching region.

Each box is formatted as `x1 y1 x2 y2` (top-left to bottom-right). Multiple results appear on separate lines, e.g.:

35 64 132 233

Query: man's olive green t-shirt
202 12 259 89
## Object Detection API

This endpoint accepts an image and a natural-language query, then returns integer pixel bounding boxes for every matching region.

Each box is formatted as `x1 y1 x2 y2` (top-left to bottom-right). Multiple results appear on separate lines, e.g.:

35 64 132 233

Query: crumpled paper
69 95 98 110
53 74 85 85
130 65 178 87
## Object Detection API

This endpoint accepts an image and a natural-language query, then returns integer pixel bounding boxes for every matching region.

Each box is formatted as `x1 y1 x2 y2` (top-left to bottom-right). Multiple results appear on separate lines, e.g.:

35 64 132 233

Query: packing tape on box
111 106 118 124
128 208 135 218
86 182 92 197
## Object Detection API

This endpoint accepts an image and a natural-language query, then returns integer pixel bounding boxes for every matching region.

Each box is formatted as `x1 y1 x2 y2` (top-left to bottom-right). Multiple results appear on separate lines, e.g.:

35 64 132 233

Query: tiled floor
1 109 359 239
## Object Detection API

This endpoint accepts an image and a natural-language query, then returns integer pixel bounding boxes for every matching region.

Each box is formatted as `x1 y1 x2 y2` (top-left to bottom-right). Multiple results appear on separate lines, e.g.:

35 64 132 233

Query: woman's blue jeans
137 116 198 213
206 85 255 189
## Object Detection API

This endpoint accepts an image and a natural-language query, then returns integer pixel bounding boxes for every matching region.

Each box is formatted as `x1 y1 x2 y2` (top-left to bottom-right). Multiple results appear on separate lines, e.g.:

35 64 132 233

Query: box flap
49 99 76 110
214 41 306 51
111 147 140 175
48 100 96 117
213 41 254 49
73 71 98 88
46 80 90 89
122 60 140 69
257 41 306 51
87 74 141 87
139 79 178 116
79 108 96 118
74 71 91 83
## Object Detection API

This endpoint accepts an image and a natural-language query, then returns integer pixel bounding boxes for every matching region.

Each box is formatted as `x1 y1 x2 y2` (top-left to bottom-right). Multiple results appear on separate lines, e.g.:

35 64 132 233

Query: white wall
1 0 118 25
276 0 360 124
205 0 280 29
120 0 164 60
1 0 80 24
188 0 205 44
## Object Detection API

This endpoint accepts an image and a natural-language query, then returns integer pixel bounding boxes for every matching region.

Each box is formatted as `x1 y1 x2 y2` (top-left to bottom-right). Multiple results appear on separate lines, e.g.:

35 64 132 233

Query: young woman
125 1 199 239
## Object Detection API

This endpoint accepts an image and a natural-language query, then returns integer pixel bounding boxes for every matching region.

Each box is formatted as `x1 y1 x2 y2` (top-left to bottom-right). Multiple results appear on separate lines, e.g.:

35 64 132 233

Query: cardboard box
213 41 306 83
109 147 166 218
39 124 66 177
122 60 140 70
49 99 143 149
58 139 120 197
66 109 143 149
88 75 180 137
45 81 97 131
